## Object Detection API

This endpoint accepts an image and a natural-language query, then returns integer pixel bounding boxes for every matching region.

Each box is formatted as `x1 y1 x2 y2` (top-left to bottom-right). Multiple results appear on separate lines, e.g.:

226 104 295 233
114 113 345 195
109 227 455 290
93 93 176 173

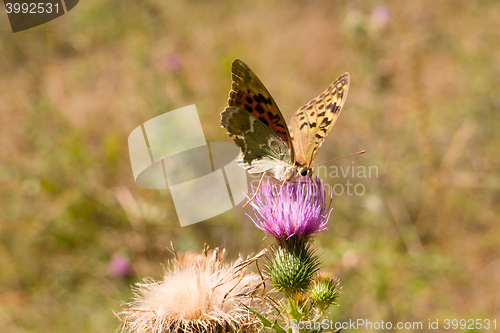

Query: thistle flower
370 6 391 30
109 254 132 277
118 247 266 333
247 177 333 245
309 275 341 312
164 52 182 71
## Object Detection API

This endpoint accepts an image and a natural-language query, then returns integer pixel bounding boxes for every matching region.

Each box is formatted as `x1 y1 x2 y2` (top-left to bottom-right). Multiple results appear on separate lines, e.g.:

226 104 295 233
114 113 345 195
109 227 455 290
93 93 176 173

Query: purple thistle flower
247 177 333 242
370 6 391 29
109 255 132 277
164 53 182 71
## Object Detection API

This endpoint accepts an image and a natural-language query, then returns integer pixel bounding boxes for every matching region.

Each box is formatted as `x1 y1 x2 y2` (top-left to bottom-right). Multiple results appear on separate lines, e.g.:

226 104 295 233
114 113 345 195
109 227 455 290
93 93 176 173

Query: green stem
288 297 302 322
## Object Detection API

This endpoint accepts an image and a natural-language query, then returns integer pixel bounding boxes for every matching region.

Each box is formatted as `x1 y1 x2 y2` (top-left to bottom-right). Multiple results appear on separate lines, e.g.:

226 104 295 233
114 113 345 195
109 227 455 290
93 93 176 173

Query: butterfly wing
290 73 350 167
221 106 292 180
227 59 295 163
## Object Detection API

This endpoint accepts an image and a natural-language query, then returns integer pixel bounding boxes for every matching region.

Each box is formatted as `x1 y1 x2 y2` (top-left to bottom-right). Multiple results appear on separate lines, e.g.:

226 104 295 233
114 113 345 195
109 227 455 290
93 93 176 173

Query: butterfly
221 59 350 186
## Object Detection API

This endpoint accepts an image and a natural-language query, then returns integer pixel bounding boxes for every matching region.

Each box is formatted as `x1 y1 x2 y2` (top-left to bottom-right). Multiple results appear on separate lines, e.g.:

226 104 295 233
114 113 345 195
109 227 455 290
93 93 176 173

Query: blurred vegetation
0 0 499 332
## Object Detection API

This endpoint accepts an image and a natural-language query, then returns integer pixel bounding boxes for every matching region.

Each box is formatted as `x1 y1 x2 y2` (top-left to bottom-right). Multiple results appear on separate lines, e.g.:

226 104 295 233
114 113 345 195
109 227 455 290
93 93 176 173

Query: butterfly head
298 166 313 177
283 165 313 182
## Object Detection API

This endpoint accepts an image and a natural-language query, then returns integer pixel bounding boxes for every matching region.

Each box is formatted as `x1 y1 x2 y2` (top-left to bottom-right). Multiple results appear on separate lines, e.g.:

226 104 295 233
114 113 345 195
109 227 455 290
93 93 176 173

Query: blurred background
1 0 499 332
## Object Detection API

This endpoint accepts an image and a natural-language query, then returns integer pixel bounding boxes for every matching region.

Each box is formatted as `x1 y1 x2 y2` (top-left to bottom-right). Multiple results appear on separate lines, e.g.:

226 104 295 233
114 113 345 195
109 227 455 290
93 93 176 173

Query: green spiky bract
309 276 341 312
266 241 320 296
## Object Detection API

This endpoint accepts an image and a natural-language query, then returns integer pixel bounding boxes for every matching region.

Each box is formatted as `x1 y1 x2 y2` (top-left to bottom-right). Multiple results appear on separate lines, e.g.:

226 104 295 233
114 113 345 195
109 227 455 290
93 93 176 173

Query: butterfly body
221 59 349 182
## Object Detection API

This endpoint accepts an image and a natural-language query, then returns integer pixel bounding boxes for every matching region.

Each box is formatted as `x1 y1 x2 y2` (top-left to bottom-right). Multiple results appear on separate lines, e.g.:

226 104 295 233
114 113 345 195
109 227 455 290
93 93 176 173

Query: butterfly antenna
243 173 266 209
313 150 366 166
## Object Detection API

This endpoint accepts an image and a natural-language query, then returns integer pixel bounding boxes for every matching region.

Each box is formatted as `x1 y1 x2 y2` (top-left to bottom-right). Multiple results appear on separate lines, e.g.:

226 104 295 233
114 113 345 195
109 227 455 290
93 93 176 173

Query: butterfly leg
243 172 267 209
272 180 287 212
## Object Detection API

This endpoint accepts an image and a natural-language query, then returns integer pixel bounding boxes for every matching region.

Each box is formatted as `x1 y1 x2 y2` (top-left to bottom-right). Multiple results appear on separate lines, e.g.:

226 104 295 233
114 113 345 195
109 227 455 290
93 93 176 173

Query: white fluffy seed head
118 247 266 333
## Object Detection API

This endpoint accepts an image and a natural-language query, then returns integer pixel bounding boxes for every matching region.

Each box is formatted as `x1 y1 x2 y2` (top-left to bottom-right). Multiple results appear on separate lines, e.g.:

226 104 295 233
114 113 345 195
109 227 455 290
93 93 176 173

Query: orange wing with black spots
290 73 349 168
227 59 295 162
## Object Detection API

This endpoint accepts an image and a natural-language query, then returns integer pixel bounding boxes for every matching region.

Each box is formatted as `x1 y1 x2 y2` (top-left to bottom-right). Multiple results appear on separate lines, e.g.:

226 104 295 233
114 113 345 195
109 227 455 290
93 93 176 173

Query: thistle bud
309 275 341 311
266 244 320 296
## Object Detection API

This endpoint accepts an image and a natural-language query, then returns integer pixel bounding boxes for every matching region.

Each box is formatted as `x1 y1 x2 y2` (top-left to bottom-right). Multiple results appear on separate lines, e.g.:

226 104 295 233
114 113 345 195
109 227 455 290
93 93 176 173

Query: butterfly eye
300 168 308 177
